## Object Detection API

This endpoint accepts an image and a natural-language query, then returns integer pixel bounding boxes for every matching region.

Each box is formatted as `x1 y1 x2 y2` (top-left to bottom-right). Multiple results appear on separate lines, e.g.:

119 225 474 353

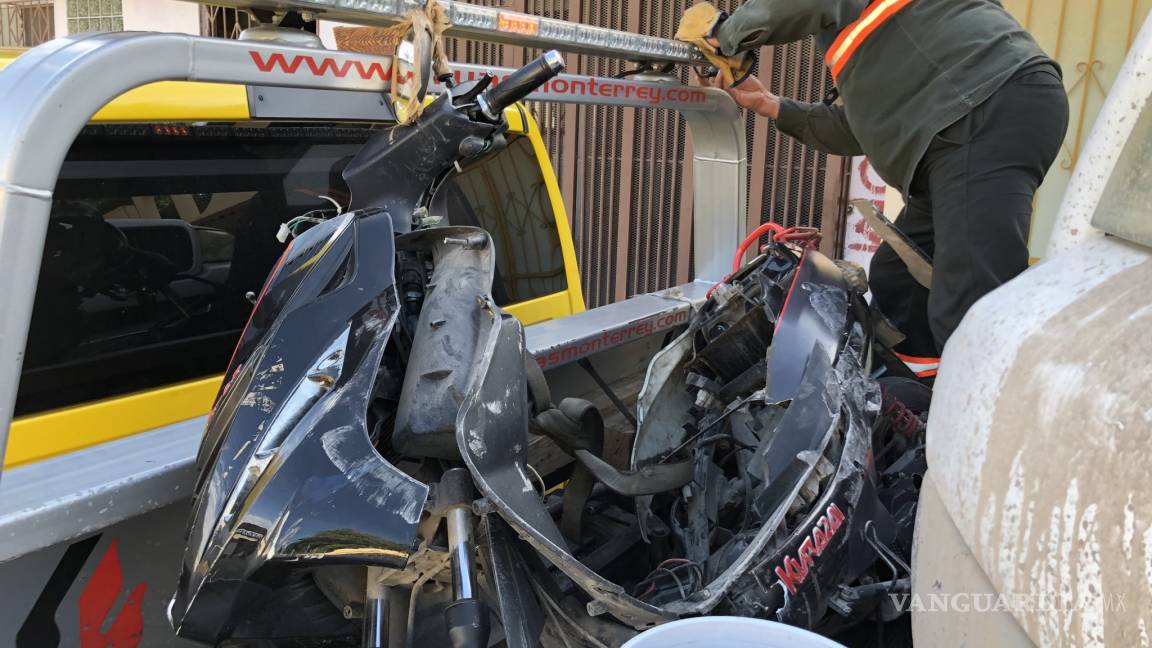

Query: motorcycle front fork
364 568 390 648
362 468 490 648
442 468 491 648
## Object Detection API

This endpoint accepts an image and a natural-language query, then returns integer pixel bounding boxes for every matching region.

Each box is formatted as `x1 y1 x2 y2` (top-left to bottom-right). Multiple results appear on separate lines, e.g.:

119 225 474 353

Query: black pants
869 65 1070 357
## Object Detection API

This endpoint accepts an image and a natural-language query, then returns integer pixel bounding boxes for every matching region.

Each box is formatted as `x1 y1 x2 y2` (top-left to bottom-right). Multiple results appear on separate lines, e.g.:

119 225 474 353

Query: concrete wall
52 0 65 38
122 0 199 35
317 20 349 49
53 0 199 37
1001 0 1152 258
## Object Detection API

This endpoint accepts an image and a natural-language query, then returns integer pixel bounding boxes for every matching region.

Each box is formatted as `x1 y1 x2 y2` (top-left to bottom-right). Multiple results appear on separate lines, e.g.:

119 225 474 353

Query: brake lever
451 74 494 107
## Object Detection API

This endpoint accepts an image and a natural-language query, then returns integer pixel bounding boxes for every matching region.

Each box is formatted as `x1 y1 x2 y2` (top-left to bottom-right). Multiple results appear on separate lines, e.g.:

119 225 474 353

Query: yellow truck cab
0 48 584 470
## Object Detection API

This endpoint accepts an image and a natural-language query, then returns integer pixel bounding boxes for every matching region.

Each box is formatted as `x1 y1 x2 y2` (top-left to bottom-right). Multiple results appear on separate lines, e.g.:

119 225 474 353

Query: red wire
732 222 786 273
705 223 821 300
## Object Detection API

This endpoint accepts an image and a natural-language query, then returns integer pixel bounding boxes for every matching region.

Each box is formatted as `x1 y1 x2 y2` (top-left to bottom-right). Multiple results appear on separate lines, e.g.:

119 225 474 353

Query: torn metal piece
852 199 933 289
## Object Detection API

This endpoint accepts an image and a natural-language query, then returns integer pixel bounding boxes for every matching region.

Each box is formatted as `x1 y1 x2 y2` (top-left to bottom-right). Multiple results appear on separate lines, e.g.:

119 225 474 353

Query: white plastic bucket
621 616 847 648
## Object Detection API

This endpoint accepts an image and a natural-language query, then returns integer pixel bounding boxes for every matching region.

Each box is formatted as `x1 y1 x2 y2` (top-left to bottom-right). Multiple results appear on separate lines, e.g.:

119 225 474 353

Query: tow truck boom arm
191 0 706 65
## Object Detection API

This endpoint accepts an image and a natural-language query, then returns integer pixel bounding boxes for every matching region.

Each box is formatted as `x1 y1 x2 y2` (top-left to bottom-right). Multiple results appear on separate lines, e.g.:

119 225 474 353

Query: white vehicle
911 10 1152 648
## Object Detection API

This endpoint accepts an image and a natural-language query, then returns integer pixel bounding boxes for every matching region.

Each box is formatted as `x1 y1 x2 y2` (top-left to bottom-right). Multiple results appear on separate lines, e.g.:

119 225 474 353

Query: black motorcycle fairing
342 93 505 228
172 210 430 644
533 246 887 628
767 250 852 404
456 307 676 629
393 226 498 459
721 341 892 626
479 515 547 647
457 312 568 551
461 247 880 630
629 247 841 471
192 215 348 481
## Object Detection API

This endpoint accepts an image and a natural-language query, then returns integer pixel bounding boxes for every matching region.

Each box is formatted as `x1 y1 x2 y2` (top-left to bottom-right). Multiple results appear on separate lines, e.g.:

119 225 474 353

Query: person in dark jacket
684 0 1069 371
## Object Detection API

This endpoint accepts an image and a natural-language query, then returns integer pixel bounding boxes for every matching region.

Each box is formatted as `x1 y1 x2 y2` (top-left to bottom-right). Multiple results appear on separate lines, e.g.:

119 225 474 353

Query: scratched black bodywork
171 209 430 644
562 244 912 634
720 336 895 627
343 93 504 220
171 77 529 646
168 58 923 643
393 227 501 460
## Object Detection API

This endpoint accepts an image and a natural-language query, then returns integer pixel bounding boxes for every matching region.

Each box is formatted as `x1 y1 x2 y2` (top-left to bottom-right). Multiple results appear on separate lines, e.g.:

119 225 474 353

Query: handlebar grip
479 51 565 118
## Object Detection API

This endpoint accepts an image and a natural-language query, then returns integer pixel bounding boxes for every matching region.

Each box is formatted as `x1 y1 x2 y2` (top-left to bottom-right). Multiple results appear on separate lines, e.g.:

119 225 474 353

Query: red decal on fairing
774 504 846 594
249 51 393 81
812 526 829 553
79 540 147 648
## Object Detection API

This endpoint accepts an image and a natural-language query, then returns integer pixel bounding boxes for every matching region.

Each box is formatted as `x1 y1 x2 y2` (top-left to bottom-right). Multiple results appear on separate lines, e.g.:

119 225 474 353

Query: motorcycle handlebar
479 51 565 119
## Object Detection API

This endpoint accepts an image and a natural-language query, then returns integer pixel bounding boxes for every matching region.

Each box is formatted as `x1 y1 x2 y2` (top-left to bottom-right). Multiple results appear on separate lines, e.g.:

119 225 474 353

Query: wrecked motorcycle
169 45 930 648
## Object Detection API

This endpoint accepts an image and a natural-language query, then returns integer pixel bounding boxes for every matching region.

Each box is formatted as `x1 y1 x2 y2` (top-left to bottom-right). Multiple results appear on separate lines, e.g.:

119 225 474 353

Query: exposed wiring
530 580 609 648
276 210 333 243
405 555 450 648
732 222 787 274
706 222 823 299
526 463 547 498
705 223 786 300
660 567 687 599
657 392 761 463
658 558 705 587
632 559 704 602
276 194 345 243
317 194 344 215
865 520 912 575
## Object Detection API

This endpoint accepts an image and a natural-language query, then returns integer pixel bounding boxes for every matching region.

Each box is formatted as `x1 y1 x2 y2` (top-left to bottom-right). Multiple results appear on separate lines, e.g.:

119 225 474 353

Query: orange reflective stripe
894 351 939 378
827 0 916 81
893 352 941 365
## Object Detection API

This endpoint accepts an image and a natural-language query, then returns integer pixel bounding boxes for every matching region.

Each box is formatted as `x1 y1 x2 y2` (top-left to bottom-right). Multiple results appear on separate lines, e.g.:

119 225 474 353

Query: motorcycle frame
0 32 744 502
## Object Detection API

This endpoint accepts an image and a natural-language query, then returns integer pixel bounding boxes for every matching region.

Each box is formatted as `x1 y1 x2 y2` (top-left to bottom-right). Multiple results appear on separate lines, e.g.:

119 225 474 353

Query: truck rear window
17 124 565 416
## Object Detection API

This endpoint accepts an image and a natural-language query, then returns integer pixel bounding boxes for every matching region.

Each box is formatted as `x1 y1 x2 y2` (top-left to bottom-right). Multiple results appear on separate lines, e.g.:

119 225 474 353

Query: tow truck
0 2 745 644
3 1 1149 646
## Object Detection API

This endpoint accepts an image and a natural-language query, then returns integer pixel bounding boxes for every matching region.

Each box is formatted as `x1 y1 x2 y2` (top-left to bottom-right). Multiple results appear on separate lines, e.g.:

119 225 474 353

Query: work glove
675 2 755 87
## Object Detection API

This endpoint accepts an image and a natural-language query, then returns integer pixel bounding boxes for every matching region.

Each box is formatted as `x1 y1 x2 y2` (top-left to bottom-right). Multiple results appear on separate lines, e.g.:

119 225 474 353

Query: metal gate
0 0 53 48
201 4 254 39
444 1 849 307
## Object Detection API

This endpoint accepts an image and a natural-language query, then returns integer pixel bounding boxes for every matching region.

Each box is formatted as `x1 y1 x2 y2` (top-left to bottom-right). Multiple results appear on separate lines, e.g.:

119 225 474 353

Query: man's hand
699 72 780 119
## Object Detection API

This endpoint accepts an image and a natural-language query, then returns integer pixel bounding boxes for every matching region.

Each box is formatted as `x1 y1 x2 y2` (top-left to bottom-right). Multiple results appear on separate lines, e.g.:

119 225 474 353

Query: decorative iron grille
201 4 253 39
0 0 53 47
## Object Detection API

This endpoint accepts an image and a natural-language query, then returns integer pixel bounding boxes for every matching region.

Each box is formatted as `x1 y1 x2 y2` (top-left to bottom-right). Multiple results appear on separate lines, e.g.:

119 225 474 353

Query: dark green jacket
717 0 1057 193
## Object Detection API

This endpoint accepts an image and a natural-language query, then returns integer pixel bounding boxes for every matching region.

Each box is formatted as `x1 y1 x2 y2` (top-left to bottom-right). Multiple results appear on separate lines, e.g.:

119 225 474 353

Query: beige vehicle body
912 10 1152 648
